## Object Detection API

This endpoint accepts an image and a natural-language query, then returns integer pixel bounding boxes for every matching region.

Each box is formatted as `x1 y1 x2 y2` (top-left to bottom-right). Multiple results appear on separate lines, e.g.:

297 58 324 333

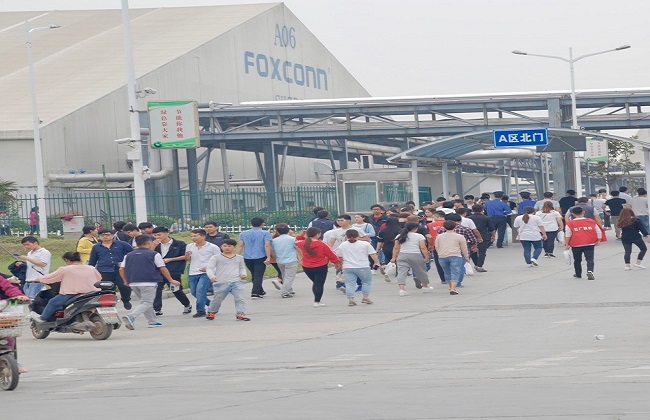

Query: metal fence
8 186 338 233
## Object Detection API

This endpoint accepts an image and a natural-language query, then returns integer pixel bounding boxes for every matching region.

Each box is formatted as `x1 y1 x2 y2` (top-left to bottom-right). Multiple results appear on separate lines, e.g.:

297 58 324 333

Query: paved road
6 232 650 419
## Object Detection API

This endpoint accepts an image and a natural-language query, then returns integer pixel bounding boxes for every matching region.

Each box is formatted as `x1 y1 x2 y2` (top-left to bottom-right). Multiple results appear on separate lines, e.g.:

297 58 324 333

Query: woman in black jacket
617 208 650 270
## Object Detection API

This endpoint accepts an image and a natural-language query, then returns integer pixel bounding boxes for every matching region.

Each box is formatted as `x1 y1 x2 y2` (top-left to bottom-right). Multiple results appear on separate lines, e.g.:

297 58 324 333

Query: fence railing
6 186 338 234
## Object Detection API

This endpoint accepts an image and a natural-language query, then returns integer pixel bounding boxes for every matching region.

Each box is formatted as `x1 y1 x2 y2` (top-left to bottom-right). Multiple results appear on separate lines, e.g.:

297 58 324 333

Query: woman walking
617 208 650 270
435 220 470 295
513 207 547 267
336 230 380 306
77 225 98 264
28 207 39 235
391 222 432 296
295 227 341 307
536 201 564 257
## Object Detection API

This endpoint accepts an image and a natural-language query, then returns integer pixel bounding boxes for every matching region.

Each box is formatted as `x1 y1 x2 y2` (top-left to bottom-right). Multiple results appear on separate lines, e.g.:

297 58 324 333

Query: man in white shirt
18 236 51 299
631 188 649 232
618 186 633 204
185 229 221 317
327 214 369 251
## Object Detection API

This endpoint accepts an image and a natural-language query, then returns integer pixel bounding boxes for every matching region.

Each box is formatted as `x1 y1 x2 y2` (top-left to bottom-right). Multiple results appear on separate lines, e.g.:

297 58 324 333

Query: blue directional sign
493 128 548 147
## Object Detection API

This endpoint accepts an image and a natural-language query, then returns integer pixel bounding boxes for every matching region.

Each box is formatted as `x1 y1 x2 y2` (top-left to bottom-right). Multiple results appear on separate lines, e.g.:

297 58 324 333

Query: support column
645 148 650 194
455 168 464 197
410 160 420 207
263 143 278 211
547 98 569 195
186 148 200 219
338 139 348 170
441 162 450 199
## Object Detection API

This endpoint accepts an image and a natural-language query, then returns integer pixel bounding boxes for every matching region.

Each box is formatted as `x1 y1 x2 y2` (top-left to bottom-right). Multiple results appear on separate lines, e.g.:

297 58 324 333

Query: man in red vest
565 206 602 280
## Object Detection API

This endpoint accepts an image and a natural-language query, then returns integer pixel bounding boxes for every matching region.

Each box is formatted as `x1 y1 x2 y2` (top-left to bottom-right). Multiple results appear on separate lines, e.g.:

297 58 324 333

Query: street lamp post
26 21 61 239
512 45 631 195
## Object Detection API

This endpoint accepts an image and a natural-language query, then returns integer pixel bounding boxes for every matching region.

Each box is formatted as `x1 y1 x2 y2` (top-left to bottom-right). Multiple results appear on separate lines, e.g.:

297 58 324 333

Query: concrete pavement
5 231 650 419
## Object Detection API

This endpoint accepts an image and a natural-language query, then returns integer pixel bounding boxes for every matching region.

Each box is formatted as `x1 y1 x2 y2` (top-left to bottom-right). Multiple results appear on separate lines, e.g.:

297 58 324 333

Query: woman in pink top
435 220 470 295
29 252 101 322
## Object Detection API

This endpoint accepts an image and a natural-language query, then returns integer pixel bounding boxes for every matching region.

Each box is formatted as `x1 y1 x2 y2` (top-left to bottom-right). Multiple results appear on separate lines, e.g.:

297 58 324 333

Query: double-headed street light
512 45 631 195
26 21 61 239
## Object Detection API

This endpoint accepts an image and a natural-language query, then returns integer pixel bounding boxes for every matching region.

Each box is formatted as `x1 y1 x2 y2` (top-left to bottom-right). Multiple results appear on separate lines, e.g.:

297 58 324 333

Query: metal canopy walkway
166 89 650 214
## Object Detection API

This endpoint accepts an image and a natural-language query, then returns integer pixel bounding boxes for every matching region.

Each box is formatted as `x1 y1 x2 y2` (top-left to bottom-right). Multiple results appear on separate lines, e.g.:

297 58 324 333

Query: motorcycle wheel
89 314 113 340
31 322 50 340
0 354 19 391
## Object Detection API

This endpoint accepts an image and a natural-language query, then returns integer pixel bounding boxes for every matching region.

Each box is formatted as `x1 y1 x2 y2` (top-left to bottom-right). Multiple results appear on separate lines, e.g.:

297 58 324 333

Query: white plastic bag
563 249 572 266
557 230 565 244
384 262 397 277
464 262 474 276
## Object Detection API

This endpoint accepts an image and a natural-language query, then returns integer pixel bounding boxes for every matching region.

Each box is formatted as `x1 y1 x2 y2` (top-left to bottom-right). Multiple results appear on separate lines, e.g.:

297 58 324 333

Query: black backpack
311 218 334 234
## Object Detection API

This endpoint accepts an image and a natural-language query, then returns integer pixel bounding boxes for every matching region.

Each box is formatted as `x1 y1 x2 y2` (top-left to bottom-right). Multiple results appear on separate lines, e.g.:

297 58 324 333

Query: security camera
114 137 135 144
143 87 158 95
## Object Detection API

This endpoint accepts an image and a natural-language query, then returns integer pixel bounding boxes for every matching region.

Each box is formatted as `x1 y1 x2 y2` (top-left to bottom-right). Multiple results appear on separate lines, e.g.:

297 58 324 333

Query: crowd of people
1 186 648 335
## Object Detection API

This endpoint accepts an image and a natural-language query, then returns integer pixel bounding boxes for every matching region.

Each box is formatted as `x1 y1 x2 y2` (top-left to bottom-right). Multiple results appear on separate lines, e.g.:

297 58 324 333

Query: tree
0 179 17 212
587 137 642 188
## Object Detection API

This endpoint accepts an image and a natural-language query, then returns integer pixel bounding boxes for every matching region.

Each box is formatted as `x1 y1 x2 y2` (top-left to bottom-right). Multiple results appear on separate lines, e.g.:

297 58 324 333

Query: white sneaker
271 279 282 290
634 263 647 269
313 302 326 307
531 258 539 267
625 266 632 271
422 286 434 293
399 290 409 297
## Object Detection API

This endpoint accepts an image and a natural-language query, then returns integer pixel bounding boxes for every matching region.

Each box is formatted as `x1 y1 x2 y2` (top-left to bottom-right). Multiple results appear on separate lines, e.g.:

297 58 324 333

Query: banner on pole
148 100 200 149
584 137 608 162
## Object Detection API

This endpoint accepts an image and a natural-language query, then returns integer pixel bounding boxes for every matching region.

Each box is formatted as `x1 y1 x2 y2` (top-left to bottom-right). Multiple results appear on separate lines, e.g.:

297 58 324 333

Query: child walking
206 239 251 321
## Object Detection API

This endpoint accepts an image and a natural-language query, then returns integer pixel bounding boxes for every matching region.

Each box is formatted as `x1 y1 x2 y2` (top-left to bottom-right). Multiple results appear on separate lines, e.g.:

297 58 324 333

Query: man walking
88 228 133 309
565 206 601 280
152 226 192 315
630 188 649 233
237 217 272 299
483 191 512 248
185 228 221 317
271 223 298 298
120 235 181 329
204 221 230 249
605 191 627 239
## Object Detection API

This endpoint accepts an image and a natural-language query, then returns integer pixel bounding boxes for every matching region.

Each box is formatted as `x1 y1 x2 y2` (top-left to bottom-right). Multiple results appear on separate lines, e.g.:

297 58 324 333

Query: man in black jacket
152 227 192 315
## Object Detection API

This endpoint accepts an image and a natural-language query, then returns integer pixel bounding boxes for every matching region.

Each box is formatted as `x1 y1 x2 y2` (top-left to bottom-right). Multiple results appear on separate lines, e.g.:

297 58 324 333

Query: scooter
0 298 28 391
30 281 121 341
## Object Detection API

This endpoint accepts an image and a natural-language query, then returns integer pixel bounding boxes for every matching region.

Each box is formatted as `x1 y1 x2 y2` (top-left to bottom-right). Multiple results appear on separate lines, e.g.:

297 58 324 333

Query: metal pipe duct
457 149 535 160
49 169 173 183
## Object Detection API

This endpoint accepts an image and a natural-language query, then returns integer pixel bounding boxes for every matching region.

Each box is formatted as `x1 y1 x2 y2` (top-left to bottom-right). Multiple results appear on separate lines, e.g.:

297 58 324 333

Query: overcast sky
2 0 648 97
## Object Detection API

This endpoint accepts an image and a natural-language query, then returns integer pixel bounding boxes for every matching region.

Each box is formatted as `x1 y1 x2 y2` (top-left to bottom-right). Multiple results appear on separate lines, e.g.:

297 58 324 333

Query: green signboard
148 100 200 149
584 137 608 162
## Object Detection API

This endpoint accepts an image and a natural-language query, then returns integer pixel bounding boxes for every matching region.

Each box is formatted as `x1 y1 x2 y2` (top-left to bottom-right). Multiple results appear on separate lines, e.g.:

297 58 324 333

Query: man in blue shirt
271 223 298 298
518 191 536 215
237 217 272 299
483 191 512 248
88 228 134 309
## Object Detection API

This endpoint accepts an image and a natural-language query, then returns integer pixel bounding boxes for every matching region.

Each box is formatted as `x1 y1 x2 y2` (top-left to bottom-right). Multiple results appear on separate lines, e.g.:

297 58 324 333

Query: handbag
384 262 397 277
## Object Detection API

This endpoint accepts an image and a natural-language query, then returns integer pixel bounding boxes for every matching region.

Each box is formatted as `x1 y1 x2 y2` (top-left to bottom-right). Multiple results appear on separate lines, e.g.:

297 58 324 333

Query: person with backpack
309 210 334 235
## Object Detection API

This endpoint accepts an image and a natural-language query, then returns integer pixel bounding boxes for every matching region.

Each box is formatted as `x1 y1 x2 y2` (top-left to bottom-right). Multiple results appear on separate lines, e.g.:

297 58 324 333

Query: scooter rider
0 274 29 373
29 252 101 323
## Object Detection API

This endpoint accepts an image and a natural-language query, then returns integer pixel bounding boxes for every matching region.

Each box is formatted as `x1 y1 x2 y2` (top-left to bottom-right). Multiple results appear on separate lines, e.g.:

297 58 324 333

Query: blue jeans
208 281 247 315
637 215 649 234
438 256 465 282
188 273 211 313
40 294 76 321
371 238 385 265
521 240 543 264
23 282 43 299
343 267 372 298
